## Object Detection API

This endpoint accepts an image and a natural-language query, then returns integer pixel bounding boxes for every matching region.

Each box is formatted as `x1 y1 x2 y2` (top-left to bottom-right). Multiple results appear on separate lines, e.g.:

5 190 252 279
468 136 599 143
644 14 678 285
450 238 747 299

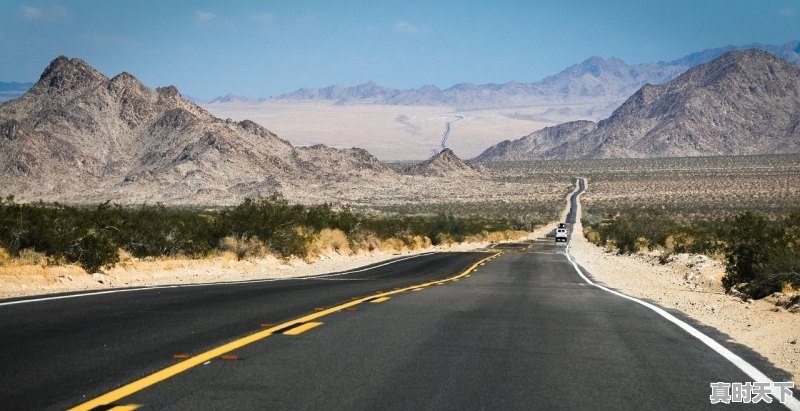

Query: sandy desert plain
203 99 619 161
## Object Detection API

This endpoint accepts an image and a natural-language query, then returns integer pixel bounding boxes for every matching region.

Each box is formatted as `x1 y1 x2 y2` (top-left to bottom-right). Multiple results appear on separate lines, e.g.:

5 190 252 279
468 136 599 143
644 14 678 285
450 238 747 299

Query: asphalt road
0 252 488 410
1 177 795 410
121 239 784 410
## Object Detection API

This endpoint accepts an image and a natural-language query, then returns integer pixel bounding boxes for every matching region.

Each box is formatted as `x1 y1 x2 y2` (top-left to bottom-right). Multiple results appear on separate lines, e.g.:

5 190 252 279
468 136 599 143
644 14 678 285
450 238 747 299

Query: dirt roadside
0 235 536 300
567 179 800 385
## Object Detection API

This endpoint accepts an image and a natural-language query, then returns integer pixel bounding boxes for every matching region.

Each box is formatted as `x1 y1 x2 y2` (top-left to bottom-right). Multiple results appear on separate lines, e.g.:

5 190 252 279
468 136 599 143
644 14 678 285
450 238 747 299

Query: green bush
722 212 800 298
584 207 800 299
0 195 527 273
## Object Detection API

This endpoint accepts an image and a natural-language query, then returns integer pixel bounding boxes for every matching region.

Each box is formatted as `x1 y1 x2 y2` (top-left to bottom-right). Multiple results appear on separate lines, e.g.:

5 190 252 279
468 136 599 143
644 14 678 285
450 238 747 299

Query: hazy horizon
1 0 799 100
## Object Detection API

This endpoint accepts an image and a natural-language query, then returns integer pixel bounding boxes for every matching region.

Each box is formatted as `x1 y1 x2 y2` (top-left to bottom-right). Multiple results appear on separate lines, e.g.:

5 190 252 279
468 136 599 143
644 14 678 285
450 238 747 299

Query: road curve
0 252 488 410
2 177 796 410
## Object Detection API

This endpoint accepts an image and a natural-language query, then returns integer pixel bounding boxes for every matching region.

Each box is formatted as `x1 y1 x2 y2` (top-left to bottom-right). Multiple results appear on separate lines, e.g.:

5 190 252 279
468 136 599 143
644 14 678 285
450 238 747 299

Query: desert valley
1 2 799 407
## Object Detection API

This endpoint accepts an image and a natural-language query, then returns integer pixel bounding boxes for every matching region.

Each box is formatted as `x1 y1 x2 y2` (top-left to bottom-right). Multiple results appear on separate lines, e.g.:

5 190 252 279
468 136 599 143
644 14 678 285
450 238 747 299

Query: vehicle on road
555 227 568 242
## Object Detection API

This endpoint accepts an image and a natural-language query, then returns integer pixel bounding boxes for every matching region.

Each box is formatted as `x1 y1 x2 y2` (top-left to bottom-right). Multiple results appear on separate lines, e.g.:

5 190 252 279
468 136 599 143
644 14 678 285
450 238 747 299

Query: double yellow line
69 252 501 411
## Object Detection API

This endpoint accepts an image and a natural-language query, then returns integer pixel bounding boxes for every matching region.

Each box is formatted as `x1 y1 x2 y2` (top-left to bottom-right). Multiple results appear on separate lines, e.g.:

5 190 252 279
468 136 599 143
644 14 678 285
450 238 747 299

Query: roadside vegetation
563 154 800 300
583 208 800 300
0 195 527 274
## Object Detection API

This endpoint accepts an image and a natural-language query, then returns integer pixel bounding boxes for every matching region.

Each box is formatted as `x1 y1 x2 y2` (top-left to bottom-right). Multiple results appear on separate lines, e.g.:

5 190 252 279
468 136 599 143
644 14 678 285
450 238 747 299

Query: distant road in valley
433 115 465 156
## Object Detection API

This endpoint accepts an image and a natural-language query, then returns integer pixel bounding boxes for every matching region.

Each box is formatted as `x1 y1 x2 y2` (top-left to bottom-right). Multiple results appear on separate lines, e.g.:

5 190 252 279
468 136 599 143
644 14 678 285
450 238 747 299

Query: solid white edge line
567 178 799 410
0 252 436 307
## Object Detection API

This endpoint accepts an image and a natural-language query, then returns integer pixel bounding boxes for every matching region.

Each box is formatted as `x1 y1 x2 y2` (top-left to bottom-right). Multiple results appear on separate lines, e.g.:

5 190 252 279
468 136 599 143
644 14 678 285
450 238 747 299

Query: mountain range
209 40 800 110
0 57 394 204
0 82 34 103
475 49 800 160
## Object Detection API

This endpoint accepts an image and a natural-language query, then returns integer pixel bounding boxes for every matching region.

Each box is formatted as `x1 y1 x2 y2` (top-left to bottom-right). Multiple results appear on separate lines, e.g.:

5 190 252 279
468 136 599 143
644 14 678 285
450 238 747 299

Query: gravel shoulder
568 182 800 385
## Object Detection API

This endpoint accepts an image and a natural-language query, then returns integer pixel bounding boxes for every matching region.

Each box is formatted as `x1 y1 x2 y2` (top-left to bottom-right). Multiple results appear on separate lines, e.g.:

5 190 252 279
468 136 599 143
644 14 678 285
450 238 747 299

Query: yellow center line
108 405 141 411
283 322 323 336
67 252 500 411
370 296 391 304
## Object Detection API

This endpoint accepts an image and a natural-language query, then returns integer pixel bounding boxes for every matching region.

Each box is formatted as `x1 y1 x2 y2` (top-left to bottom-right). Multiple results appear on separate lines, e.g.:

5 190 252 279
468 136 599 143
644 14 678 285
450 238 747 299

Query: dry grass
218 236 269 261
307 228 353 258
0 247 11 266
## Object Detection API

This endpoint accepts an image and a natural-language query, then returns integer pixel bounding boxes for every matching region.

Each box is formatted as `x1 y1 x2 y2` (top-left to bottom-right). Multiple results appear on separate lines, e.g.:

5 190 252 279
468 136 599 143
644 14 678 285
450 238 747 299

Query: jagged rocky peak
157 85 180 97
0 54 402 204
406 148 482 177
478 48 800 161
109 71 142 87
35 56 107 93
108 71 150 98
676 49 800 91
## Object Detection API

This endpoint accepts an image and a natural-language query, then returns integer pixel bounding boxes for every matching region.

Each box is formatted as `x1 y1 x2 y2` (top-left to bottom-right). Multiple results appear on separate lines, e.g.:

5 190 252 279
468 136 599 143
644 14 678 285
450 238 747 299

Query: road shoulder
568 181 800 385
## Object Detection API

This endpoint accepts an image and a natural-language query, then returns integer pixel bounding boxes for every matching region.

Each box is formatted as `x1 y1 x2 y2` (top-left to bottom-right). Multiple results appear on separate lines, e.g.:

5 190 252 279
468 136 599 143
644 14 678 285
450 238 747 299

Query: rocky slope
476 49 800 160
405 149 482 178
0 56 392 204
474 121 598 161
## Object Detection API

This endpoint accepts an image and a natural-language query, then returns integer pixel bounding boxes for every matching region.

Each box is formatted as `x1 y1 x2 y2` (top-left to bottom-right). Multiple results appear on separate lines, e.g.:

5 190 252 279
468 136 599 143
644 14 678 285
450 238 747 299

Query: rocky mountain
0 82 34 103
0 56 393 204
474 121 598 161
275 81 399 102
207 94 266 104
248 41 800 110
405 149 482 178
475 49 800 160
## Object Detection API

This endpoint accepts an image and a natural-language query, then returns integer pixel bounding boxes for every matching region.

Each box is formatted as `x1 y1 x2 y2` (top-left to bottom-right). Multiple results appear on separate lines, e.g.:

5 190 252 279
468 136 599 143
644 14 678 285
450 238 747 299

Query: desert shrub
0 195 531 273
218 196 311 258
219 236 268 261
0 247 10 266
434 232 455 246
381 237 407 252
722 212 800 298
307 228 352 257
18 249 47 265
585 206 800 299
65 228 120 273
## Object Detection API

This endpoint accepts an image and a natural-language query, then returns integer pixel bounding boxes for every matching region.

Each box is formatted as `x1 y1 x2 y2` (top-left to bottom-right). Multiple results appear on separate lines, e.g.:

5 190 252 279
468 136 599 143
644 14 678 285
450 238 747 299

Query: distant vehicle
558 223 566 228
555 227 568 242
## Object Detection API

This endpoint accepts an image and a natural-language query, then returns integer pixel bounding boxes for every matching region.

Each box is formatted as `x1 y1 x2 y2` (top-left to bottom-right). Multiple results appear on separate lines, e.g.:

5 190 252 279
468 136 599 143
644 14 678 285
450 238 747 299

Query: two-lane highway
0 252 489 410
88 237 787 409
1 177 796 410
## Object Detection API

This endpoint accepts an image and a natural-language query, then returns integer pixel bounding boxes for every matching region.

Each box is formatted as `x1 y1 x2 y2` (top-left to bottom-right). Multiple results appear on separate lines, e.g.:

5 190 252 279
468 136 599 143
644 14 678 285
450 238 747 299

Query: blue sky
1 0 798 100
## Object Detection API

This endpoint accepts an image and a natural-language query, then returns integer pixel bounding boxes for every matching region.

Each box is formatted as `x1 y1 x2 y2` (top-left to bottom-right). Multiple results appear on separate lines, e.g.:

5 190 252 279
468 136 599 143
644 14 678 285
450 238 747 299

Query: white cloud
248 12 274 26
194 10 217 25
20 4 68 21
780 7 796 17
394 21 419 34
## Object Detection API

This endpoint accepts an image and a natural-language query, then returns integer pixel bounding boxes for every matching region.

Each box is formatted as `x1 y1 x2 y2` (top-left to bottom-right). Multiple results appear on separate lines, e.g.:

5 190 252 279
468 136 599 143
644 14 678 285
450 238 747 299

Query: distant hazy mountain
247 40 800 110
0 82 34 102
208 94 266 104
475 49 800 160
276 81 398 102
0 56 392 204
